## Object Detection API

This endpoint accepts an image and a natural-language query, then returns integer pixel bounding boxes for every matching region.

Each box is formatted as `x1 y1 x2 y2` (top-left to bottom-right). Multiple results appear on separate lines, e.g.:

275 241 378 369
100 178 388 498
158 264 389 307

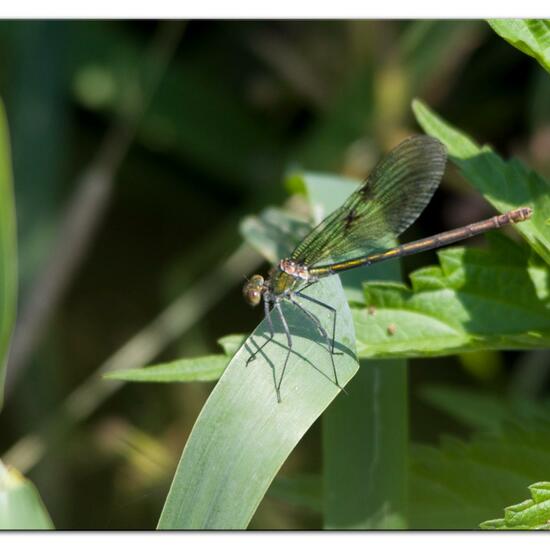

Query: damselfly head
243 274 265 307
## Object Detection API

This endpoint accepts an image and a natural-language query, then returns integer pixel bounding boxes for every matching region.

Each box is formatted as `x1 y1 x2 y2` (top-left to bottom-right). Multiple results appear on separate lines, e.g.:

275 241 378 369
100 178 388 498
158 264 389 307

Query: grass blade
0 98 16 410
157 275 358 529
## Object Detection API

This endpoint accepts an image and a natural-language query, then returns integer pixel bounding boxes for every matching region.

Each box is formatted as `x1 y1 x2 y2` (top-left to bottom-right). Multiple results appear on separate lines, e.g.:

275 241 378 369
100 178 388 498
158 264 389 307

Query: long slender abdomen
311 206 533 276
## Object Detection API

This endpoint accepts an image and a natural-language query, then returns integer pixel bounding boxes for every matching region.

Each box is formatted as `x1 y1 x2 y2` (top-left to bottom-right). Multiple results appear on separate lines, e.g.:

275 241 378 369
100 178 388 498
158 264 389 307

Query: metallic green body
269 268 301 297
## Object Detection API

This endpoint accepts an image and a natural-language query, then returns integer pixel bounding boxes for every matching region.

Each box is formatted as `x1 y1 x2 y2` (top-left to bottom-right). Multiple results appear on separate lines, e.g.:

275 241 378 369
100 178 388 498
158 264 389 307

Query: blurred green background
1 20 549 529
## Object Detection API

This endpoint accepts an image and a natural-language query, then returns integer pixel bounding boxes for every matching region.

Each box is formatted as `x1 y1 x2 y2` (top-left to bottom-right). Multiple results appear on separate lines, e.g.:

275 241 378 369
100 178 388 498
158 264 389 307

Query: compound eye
244 288 261 307
249 290 261 306
243 276 263 307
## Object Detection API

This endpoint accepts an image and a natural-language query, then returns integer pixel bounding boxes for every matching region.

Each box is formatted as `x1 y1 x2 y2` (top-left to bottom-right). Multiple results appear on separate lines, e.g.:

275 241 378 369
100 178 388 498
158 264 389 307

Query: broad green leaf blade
488 19 550 73
480 482 550 530
0 461 53 529
157 275 358 529
353 234 550 359
413 98 550 264
295 172 408 529
0 98 17 411
103 355 228 383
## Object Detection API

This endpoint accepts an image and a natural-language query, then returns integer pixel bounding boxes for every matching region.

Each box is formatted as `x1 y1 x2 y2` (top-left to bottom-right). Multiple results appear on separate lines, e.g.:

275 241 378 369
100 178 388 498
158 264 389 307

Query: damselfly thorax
243 259 314 305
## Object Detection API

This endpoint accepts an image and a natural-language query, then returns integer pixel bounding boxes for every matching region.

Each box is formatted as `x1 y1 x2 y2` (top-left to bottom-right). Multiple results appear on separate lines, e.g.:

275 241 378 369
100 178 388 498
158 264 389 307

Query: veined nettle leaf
353 233 550 359
410 395 550 530
480 482 550 530
488 19 550 74
413 98 550 265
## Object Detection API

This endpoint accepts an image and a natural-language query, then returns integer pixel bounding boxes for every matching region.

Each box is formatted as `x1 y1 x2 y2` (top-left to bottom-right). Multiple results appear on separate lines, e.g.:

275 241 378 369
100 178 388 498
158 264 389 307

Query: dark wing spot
360 182 375 200
344 209 358 230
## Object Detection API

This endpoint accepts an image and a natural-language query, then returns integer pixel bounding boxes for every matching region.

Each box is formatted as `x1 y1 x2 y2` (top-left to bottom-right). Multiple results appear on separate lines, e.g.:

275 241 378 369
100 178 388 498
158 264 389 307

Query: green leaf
0 461 53 529
103 355 228 383
158 275 358 529
217 334 247 357
412 98 550 264
0 98 17 410
410 418 550 529
480 482 550 530
103 335 248 385
353 234 550 359
488 19 550 73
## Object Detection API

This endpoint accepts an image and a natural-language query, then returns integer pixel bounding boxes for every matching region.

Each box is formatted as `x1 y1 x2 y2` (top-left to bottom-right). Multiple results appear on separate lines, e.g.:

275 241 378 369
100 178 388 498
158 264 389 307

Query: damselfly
243 135 532 401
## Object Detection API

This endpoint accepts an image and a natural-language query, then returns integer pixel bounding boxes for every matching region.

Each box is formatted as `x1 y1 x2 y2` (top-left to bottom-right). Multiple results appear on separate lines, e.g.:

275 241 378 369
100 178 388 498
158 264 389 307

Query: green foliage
103 334 248 385
0 461 53 529
104 355 228 383
420 384 550 431
0 98 16 410
410 387 550 529
488 19 550 73
352 233 550 358
4 20 550 532
480 482 550 530
413 99 550 264
156 144 550 527
309 100 550 363
268 390 550 529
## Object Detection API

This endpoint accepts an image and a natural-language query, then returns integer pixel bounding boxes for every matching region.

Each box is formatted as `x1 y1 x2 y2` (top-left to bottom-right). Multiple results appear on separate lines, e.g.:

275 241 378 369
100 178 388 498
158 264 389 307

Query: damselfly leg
288 294 343 390
246 298 275 366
